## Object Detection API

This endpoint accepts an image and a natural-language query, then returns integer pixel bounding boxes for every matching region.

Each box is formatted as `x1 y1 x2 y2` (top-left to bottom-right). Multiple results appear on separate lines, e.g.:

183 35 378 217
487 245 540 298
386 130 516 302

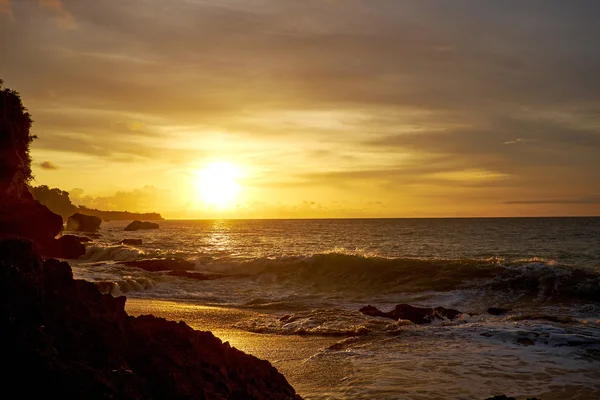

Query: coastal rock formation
0 239 302 399
45 234 86 259
66 213 102 232
359 304 463 324
119 259 195 272
121 239 143 245
125 220 160 231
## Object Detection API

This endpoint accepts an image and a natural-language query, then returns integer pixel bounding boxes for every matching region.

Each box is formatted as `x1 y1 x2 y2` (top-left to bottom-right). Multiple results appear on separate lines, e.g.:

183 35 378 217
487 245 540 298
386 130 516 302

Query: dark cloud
39 160 59 170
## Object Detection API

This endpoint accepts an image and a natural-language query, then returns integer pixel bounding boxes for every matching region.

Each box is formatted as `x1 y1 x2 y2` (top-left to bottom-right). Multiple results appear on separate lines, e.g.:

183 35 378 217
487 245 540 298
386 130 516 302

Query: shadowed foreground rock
125 220 160 231
0 239 302 400
359 304 463 324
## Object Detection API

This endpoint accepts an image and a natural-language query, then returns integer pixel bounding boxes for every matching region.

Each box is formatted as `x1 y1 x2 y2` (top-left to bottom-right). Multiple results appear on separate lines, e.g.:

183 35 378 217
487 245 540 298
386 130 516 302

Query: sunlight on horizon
195 161 242 209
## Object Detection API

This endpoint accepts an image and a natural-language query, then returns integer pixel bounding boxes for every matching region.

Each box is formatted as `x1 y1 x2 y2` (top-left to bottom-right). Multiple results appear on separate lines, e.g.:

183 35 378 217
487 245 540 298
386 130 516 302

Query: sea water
70 218 600 399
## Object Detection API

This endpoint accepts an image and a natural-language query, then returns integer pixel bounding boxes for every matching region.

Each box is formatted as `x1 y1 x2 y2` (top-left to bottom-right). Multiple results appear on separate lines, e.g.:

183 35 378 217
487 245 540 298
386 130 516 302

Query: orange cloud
38 0 76 29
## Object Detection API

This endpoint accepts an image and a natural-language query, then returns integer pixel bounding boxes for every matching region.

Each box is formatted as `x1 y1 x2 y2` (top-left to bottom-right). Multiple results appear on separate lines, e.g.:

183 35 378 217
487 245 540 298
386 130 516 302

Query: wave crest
200 252 600 303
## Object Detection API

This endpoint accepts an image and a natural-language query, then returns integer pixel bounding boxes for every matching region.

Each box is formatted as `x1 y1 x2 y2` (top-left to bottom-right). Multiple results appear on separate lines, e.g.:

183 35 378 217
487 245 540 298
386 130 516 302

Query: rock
119 259 195 272
0 238 302 399
359 304 463 324
488 307 511 316
45 235 86 259
0 191 63 252
168 270 210 280
121 239 143 245
66 213 102 232
516 338 535 346
124 220 159 231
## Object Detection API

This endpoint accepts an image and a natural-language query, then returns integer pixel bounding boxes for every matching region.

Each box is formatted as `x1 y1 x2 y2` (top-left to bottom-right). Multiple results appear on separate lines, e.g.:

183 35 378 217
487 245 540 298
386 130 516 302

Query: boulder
121 239 143 245
45 235 86 259
125 220 159 231
359 304 463 324
119 259 195 272
0 191 63 252
0 239 302 399
66 213 102 232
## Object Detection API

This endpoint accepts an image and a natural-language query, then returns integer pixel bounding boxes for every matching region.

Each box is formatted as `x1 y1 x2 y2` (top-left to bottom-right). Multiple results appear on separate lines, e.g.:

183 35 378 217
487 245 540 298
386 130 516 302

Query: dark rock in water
359 304 463 324
488 307 511 316
0 239 302 399
516 338 536 346
45 235 86 259
125 220 159 231
168 270 210 280
121 238 143 245
66 213 102 232
119 259 195 272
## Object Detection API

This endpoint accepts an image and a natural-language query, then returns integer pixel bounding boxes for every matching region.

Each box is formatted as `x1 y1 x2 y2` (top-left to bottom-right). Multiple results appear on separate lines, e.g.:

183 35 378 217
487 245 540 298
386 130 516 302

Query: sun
195 161 242 209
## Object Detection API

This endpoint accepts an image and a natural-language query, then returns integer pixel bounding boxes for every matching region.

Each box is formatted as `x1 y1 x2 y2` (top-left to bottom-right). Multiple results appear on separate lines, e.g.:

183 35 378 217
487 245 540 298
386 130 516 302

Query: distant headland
29 185 164 222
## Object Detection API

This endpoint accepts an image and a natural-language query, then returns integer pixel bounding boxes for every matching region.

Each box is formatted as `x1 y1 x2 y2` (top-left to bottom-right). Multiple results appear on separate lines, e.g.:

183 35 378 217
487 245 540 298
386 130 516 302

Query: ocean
70 218 600 399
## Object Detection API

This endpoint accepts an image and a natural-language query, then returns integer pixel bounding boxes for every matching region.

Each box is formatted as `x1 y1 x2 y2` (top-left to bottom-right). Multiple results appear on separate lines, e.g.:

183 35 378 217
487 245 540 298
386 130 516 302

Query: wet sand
125 298 342 398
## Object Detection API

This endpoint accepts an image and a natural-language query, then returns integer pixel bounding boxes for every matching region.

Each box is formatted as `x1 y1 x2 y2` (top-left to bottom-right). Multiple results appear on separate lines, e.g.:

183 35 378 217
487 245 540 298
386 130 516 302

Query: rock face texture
359 304 463 324
66 213 102 232
125 220 160 231
0 239 302 400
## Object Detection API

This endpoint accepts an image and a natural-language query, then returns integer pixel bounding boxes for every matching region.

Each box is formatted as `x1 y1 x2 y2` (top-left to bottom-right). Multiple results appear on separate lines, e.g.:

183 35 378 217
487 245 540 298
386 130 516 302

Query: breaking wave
198 252 600 303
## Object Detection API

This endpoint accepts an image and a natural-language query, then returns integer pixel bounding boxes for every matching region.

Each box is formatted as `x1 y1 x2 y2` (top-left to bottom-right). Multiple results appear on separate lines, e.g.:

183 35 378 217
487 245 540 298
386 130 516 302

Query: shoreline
125 298 341 398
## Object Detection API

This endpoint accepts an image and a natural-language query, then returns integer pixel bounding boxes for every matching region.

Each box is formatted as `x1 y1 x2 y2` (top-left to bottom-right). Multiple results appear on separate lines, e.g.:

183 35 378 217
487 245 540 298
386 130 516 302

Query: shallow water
71 218 600 399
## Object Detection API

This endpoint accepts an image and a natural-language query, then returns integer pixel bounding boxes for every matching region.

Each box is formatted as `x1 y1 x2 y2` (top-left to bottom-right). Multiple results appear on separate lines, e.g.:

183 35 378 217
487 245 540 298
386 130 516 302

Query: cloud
39 161 59 170
70 186 170 212
3 0 600 215
504 197 600 205
38 0 76 29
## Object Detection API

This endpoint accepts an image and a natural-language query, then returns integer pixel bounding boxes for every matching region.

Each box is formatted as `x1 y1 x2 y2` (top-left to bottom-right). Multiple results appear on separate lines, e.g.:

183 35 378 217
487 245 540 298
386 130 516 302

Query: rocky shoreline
1 239 301 399
0 80 301 399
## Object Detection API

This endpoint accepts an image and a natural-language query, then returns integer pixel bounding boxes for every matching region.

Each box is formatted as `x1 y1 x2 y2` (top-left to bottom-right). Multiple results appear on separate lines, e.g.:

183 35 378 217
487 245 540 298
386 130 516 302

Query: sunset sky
2 0 600 218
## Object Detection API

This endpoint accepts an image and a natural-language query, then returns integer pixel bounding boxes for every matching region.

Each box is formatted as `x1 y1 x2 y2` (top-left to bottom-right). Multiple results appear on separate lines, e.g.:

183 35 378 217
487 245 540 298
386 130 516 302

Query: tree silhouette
0 79 36 196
